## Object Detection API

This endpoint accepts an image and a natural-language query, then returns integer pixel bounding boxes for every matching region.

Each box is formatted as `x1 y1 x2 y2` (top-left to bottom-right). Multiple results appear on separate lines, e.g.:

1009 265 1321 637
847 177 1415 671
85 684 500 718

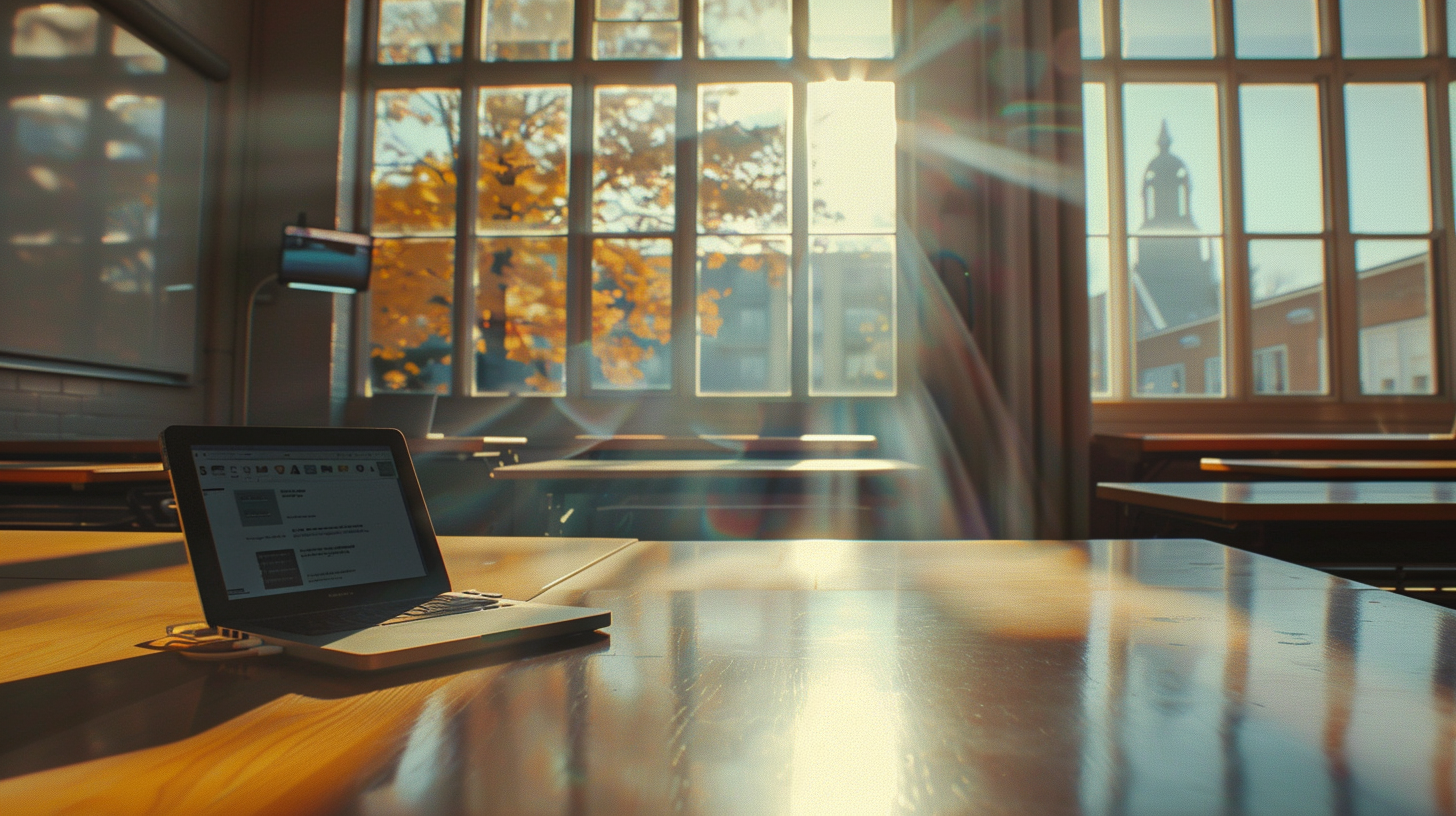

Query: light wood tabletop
572 433 878 453
0 461 168 484
1201 457 1456 479
0 531 634 591
1097 480 1456 521
2 535 1454 814
491 457 919 480
1098 431 1456 454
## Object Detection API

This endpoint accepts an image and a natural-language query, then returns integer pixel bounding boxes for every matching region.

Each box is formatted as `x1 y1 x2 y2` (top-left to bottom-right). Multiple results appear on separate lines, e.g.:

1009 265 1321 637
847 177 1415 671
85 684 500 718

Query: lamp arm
240 273 279 425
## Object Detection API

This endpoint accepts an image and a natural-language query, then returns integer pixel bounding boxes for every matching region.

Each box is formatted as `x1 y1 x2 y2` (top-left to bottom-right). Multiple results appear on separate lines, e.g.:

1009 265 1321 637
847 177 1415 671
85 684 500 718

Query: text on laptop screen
191 445 426 599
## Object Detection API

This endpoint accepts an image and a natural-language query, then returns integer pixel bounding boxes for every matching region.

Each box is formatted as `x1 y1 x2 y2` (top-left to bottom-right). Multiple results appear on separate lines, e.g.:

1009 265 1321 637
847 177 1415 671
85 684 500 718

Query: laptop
160 425 610 671
342 394 438 439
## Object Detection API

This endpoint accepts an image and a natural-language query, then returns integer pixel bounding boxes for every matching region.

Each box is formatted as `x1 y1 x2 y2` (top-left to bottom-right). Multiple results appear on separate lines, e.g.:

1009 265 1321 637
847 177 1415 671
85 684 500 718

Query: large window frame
1086 0 1456 430
353 0 907 411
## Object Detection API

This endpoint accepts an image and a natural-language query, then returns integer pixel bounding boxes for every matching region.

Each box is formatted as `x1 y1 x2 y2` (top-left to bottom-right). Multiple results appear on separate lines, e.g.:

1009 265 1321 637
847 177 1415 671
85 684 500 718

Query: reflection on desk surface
1 537 1454 814
1203 457 1456 478
492 457 919 479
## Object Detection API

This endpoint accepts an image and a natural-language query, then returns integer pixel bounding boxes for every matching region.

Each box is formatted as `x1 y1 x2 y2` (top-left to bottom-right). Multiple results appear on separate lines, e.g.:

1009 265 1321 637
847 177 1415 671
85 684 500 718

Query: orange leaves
369 239 453 391
697 288 725 338
475 238 567 394
591 239 672 386
477 88 569 229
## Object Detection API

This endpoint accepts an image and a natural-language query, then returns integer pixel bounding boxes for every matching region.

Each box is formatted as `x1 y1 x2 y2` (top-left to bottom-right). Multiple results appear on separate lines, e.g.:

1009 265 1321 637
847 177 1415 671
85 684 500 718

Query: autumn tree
369 67 795 393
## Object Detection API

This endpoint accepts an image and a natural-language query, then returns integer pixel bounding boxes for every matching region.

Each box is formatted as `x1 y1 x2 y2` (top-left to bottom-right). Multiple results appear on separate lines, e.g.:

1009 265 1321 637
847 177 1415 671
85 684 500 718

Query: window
361 0 899 399
1084 0 1456 412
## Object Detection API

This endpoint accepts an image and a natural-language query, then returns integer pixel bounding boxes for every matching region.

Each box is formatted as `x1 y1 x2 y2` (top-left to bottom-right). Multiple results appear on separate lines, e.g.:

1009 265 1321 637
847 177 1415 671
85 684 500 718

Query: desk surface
1098 479 1456 521
0 437 513 461
491 457 918 480
2 534 1455 814
0 461 167 484
573 433 878 453
1098 431 1456 454
1202 457 1456 479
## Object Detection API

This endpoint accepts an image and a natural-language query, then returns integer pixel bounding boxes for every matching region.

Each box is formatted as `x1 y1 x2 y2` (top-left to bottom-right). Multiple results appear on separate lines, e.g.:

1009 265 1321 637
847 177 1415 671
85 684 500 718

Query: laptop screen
190 445 427 599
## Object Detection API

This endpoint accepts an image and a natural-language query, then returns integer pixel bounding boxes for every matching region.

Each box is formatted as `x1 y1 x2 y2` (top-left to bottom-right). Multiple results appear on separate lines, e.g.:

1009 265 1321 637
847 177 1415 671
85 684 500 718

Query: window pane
1340 0 1425 58
103 94 163 244
697 235 791 395
595 21 682 58
1450 82 1456 217
593 86 676 232
111 27 166 74
372 89 461 236
8 95 89 245
377 0 464 64
808 0 893 59
1240 85 1323 234
1080 0 1104 58
592 238 672 390
477 87 570 232
1233 0 1318 58
1123 84 1222 234
1450 0 1456 57
1344 84 1431 235
475 237 567 395
1130 237 1225 397
699 83 790 234
1089 237 1111 397
1083 82 1109 235
1249 240 1327 394
1356 239 1434 395
808 81 895 233
371 238 454 394
1120 0 1214 59
11 4 98 57
599 0 678 19
483 0 573 61
810 236 896 396
700 0 790 58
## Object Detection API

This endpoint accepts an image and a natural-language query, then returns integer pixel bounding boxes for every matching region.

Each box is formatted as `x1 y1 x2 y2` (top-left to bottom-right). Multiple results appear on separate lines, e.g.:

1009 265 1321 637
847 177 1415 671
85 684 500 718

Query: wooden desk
491 457 916 480
0 437 518 461
1094 431 1456 483
0 462 167 485
0 531 634 592
1097 480 1456 522
1202 457 1456 479
3 536 1455 814
573 433 878 454
492 458 920 538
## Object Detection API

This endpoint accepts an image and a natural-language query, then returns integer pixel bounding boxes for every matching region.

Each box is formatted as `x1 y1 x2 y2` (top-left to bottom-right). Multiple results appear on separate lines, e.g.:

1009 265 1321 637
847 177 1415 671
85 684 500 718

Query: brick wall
0 369 206 440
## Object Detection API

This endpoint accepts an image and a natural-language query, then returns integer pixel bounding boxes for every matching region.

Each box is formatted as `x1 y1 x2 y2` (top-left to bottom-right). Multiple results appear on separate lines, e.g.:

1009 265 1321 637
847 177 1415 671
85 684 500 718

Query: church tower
1131 122 1220 338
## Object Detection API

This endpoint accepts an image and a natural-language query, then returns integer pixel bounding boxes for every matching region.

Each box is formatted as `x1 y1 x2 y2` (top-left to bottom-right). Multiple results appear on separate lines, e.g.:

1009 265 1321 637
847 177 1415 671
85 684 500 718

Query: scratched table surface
2 535 1454 815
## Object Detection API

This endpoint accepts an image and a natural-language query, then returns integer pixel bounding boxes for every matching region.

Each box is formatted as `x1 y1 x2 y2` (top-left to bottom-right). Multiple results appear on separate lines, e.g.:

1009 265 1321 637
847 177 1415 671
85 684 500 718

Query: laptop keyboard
253 590 505 636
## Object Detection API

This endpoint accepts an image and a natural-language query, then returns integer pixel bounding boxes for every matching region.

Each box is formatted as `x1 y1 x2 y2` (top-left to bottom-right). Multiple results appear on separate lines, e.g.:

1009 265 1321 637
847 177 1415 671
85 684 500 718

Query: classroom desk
2 535 1455 814
1098 480 1456 522
572 433 878 455
491 457 917 480
1202 457 1456 479
491 458 921 538
1095 432 1456 481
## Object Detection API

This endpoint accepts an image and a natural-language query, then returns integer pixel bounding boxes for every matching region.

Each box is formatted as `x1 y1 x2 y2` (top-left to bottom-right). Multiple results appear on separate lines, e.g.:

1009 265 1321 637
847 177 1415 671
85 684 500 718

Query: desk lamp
241 219 373 424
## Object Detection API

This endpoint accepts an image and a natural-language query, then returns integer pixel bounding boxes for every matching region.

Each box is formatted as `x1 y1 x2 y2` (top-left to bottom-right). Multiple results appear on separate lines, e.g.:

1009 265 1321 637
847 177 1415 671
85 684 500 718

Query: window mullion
1221 74 1248 399
674 79 697 396
1325 60 1361 401
1104 69 1131 401
1431 72 1455 399
453 0 483 397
